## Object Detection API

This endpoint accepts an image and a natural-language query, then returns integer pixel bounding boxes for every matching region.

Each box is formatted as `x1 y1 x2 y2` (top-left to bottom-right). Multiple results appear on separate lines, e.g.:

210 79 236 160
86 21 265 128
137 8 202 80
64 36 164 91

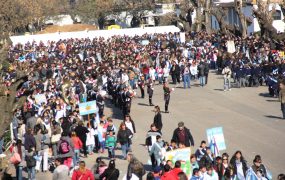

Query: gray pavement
29 72 285 179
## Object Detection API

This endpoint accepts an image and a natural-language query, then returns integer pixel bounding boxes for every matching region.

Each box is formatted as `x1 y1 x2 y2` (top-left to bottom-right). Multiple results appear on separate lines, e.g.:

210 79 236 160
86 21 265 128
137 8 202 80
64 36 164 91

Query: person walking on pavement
147 79 154 106
172 122 195 147
279 82 285 119
222 65 232 91
198 60 206 87
153 106 163 132
182 62 191 89
163 82 172 113
138 75 145 99
75 120 89 158
117 122 133 160
170 61 180 85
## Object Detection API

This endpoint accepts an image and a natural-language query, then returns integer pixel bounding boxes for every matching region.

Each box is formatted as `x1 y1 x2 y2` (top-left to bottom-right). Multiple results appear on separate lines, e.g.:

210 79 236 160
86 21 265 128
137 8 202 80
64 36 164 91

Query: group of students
2 28 285 180
143 119 277 180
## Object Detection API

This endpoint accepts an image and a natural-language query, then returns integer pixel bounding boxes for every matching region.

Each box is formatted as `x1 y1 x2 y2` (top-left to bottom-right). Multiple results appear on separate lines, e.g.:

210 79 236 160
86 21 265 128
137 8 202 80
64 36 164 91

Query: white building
211 0 285 34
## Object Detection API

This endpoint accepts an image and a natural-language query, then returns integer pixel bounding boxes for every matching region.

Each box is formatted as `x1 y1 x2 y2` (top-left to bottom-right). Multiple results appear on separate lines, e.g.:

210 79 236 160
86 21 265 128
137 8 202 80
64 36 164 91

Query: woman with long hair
117 122 133 160
229 151 248 180
71 131 82 166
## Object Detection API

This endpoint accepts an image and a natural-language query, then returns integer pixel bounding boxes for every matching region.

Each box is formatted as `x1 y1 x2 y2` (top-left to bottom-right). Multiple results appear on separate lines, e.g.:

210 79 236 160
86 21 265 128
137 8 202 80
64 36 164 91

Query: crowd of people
1 29 285 180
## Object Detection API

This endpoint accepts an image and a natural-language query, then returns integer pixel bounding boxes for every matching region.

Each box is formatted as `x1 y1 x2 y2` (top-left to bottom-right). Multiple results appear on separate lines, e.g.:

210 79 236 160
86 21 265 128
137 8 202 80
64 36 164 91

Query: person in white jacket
203 166 219 180
86 123 96 155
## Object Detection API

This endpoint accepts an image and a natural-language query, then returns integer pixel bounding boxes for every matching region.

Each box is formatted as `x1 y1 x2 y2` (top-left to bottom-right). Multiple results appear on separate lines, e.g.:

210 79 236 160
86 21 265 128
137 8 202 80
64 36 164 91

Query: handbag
10 152 21 164
51 134 61 144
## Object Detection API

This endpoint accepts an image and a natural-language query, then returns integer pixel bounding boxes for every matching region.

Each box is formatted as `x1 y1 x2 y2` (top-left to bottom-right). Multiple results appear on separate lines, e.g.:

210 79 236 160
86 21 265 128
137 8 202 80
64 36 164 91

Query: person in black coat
147 80 154 106
153 106 162 131
75 120 89 157
171 121 194 147
60 117 72 135
99 160 119 180
170 61 180 85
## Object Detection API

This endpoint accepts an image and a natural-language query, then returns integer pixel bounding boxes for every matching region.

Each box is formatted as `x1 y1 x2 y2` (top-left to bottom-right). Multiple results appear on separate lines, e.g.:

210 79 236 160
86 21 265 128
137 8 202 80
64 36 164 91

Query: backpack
59 140 70 154
25 154 36 168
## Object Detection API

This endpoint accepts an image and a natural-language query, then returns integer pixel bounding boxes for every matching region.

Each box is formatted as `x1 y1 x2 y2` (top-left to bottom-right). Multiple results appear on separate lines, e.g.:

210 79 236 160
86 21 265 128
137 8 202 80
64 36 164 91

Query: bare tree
234 0 253 39
253 0 285 40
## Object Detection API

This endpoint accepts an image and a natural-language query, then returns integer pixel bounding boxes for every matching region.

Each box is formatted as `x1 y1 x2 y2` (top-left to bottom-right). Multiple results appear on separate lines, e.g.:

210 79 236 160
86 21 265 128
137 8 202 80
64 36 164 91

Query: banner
180 32 185 43
79 100 97 116
141 40 150 45
164 148 191 176
206 127 226 153
34 94 47 105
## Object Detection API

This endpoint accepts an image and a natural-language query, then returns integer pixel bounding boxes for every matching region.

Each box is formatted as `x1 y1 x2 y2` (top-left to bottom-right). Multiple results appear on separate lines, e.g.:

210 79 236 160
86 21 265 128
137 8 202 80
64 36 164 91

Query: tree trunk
0 45 27 138
253 0 285 40
234 0 248 38
196 1 202 32
205 0 212 34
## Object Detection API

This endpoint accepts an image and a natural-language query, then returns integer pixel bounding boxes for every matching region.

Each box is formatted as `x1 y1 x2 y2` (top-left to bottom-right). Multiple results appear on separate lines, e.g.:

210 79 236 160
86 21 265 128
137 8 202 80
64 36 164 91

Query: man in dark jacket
153 106 162 131
75 120 89 157
170 61 180 85
198 61 206 87
171 121 194 147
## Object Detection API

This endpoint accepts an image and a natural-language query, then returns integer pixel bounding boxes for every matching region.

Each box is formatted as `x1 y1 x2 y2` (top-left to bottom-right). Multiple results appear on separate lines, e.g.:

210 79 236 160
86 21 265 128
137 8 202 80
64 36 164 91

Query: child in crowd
105 130 117 159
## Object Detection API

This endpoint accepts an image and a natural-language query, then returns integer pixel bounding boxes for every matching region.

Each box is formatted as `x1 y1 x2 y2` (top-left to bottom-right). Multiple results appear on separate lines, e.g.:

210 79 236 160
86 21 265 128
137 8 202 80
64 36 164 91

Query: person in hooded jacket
99 159 120 180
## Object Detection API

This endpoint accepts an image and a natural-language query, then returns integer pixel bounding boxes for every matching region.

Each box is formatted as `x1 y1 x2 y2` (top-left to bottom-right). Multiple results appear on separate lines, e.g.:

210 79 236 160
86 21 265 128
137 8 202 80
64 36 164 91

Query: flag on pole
209 135 219 157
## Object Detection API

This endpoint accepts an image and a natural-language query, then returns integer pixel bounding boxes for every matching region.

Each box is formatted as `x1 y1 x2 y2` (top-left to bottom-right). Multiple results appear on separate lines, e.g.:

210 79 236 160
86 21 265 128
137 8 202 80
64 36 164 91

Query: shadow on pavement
266 99 279 102
105 99 124 120
264 115 283 119
213 89 224 91
259 93 273 98
137 103 150 107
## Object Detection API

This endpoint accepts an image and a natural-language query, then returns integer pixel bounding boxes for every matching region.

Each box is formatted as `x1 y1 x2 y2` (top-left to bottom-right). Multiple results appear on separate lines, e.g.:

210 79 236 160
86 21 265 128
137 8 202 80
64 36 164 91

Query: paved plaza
30 71 285 179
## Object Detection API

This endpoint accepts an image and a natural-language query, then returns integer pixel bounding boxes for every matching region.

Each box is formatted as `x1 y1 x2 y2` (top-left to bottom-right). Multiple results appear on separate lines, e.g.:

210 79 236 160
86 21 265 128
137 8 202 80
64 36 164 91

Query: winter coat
99 167 120 180
24 133 36 150
153 112 162 130
172 127 195 147
229 158 248 178
117 128 133 145
75 125 89 142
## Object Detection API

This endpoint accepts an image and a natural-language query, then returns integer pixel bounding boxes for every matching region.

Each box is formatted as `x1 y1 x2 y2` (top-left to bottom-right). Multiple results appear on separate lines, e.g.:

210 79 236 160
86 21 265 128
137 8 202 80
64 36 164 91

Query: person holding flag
250 155 272 180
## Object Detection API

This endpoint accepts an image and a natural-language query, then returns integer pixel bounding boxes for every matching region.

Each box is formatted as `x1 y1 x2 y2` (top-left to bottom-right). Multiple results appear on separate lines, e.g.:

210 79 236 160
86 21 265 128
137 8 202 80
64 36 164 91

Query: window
272 10 282 20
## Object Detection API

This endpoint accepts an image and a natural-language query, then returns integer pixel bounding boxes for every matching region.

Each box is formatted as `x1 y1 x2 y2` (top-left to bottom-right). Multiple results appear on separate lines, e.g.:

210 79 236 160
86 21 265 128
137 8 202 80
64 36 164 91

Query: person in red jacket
71 131 83 166
161 164 177 180
72 161 94 180
170 161 183 178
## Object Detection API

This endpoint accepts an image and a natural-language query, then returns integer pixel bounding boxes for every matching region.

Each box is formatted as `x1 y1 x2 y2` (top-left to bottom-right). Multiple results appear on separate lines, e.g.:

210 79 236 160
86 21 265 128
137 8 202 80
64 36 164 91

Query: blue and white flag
209 136 219 157
206 127 226 152
79 100 97 116
246 167 258 180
